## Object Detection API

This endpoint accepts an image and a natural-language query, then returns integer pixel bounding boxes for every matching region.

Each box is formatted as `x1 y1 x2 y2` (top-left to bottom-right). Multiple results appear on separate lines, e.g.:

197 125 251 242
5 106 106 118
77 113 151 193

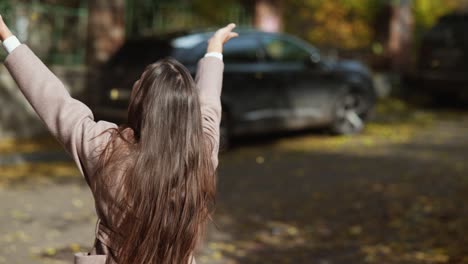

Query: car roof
125 27 286 44
123 28 320 56
110 28 319 65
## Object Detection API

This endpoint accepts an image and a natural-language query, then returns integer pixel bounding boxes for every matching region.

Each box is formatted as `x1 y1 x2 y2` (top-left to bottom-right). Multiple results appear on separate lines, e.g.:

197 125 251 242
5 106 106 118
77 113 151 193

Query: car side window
262 36 311 62
223 36 261 63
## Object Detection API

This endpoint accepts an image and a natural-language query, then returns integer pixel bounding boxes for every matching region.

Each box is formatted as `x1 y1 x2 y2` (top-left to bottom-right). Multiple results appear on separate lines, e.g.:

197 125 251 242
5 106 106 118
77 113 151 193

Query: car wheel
219 110 231 152
330 88 370 135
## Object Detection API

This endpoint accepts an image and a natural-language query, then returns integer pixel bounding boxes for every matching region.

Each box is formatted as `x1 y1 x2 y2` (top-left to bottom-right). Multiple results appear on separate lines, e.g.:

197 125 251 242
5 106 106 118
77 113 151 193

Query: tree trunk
86 0 126 66
86 0 126 110
388 0 413 72
254 0 283 32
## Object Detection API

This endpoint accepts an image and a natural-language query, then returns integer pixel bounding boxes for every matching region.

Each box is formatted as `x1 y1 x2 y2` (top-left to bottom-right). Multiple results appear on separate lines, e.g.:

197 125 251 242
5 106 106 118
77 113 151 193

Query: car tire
330 87 371 135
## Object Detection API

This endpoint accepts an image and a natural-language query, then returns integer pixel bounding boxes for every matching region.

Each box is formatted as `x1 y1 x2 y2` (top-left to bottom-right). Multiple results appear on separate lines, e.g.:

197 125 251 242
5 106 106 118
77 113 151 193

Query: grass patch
0 162 81 187
0 136 61 155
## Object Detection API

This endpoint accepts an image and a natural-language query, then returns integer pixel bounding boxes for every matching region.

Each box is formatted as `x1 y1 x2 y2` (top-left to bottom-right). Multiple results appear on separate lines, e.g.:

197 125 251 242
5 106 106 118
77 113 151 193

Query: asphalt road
1 100 468 264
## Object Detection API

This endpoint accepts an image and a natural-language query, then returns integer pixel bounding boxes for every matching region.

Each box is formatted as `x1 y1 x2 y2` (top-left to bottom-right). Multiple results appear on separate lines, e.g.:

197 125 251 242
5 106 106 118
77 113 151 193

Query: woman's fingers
0 15 12 41
225 23 236 32
218 23 236 34
223 32 239 44
0 15 6 28
206 23 238 53
215 23 237 42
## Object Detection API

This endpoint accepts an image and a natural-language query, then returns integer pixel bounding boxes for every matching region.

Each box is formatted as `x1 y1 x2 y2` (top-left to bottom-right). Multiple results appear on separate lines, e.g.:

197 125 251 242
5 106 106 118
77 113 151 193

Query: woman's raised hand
207 23 239 54
0 15 13 42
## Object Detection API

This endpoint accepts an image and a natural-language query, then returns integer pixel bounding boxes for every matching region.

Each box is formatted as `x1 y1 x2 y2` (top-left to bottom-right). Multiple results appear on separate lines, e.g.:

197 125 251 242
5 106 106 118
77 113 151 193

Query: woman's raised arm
0 16 116 185
195 24 238 169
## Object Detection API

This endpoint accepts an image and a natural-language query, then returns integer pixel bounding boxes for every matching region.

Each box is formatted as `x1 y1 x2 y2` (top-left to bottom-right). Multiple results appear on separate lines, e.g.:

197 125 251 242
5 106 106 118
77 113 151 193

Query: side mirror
310 53 321 63
305 53 321 67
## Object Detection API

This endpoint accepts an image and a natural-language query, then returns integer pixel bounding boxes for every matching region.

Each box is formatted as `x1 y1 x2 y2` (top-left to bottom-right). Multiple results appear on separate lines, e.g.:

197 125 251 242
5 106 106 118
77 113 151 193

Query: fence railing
125 1 252 37
0 1 252 65
0 1 88 65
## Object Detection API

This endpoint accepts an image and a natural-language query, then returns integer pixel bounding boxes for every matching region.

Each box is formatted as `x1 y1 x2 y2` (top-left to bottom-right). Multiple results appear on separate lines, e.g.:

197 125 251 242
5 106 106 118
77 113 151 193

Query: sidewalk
0 136 77 187
2 100 468 263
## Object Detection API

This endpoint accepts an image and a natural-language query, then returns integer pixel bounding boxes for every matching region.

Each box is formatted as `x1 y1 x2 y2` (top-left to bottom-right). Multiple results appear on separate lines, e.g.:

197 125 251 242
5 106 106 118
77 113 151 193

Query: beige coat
4 45 223 264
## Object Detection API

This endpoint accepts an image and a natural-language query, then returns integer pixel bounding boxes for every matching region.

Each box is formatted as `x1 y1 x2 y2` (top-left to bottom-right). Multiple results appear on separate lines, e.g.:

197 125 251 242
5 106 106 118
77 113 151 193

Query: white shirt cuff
204 52 223 61
2 36 21 54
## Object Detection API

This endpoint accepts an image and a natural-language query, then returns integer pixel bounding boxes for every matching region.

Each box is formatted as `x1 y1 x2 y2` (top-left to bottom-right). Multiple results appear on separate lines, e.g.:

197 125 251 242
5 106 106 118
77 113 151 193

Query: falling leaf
44 247 57 256
349 225 362 236
72 198 84 208
256 156 265 164
69 243 81 253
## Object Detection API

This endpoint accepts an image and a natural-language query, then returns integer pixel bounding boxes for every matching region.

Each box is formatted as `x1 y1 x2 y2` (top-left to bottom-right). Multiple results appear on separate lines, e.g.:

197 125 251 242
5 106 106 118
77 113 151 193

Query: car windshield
171 33 209 49
223 35 262 63
263 36 311 62
107 32 210 67
427 13 468 45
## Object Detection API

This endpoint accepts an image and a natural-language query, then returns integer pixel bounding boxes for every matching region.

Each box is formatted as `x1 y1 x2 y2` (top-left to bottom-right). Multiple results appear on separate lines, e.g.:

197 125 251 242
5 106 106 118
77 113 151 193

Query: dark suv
405 13 468 100
94 29 376 143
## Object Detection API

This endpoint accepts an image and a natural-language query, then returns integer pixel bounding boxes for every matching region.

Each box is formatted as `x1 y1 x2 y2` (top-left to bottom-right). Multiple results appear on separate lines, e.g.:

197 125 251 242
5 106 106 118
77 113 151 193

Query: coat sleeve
195 56 224 169
4 44 117 185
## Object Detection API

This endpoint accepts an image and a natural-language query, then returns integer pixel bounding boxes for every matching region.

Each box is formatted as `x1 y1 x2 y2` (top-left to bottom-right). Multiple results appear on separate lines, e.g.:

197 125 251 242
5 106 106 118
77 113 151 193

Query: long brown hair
93 58 216 263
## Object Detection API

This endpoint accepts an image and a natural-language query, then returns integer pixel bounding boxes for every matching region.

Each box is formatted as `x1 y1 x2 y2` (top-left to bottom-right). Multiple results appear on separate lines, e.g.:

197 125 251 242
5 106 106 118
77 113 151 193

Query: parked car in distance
94 28 376 146
403 12 468 101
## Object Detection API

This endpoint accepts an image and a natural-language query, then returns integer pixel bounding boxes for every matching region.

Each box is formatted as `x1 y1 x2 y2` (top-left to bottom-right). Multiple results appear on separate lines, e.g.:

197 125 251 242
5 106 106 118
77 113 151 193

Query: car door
260 34 339 129
221 34 283 135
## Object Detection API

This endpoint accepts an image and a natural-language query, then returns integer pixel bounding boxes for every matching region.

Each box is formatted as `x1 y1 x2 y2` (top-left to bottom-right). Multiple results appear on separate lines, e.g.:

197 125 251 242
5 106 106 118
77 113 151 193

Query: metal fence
0 1 88 65
0 1 252 65
125 1 252 37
